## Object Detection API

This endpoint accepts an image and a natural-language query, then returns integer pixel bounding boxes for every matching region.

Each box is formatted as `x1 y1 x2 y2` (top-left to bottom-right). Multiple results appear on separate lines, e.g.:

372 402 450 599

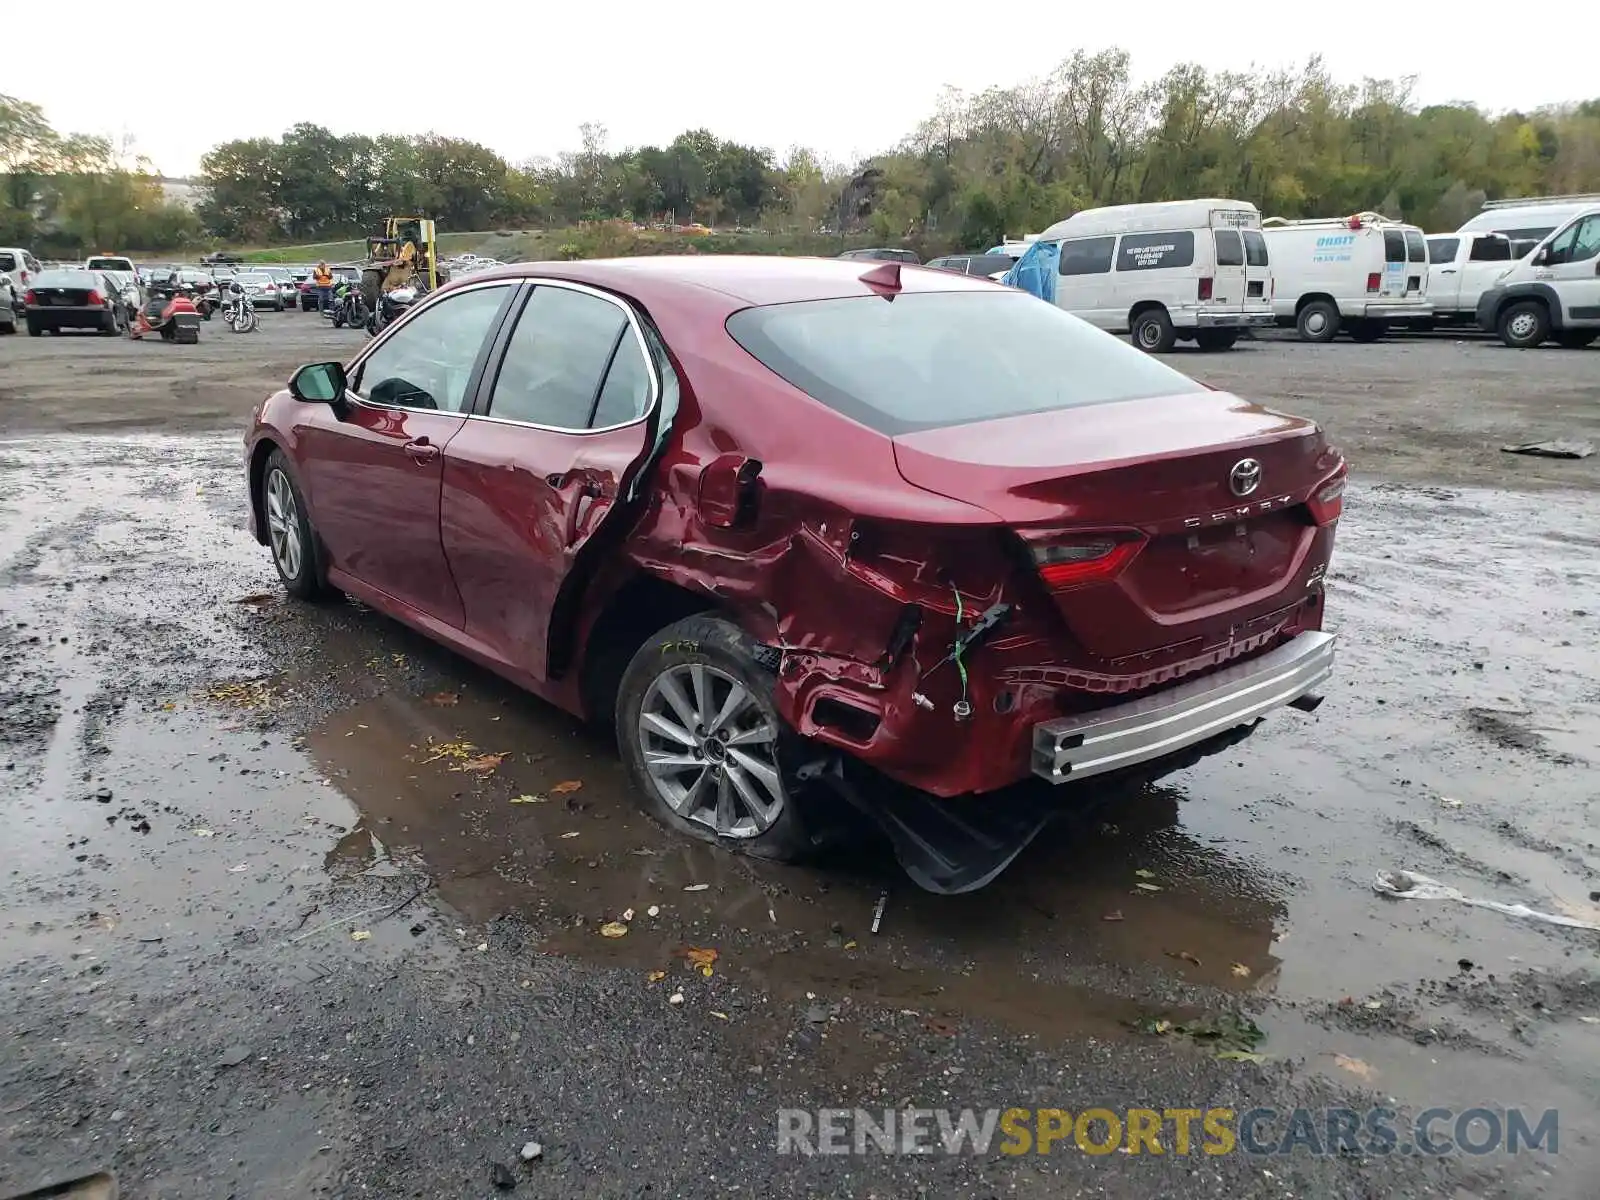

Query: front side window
0 253 15 272
1116 231 1195 271
354 285 510 413
1057 236 1115 276
488 285 650 430
1242 230 1269 266
1544 216 1600 265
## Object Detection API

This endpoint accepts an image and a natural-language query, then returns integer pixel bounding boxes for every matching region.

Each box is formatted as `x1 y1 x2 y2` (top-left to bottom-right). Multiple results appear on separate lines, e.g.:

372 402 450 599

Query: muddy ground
1 316 1598 1199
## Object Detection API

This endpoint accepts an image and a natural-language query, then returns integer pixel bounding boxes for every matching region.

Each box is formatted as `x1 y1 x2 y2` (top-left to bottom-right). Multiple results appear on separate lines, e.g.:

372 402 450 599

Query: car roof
459 255 996 309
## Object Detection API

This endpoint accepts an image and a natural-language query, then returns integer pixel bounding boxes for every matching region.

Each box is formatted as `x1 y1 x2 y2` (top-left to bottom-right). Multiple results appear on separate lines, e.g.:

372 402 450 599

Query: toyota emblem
1228 458 1262 497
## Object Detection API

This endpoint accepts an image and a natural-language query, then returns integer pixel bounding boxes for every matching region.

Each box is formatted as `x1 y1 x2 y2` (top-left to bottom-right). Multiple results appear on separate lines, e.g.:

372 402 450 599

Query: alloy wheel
638 663 783 838
265 468 303 581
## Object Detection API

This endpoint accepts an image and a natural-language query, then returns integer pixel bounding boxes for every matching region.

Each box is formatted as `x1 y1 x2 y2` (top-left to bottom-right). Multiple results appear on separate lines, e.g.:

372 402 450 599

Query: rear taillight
23 289 37 305
1197 277 1214 301
1366 272 1381 293
19 270 29 284
1032 534 1146 591
86 289 103 306
1308 477 1345 526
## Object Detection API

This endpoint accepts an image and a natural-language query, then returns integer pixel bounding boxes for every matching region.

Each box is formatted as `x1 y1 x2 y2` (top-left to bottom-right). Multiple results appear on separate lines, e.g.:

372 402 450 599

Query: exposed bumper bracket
1032 631 1335 784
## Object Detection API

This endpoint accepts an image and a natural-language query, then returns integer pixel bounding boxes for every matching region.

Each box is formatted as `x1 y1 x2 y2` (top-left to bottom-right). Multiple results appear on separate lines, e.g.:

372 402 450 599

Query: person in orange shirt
312 261 334 313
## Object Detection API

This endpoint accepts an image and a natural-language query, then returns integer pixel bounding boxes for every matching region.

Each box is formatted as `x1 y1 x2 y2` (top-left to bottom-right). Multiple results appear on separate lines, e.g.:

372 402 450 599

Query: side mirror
289 361 347 404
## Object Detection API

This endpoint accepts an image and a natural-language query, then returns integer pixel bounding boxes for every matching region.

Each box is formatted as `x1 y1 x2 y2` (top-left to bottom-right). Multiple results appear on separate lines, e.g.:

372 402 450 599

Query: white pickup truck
1422 232 1534 326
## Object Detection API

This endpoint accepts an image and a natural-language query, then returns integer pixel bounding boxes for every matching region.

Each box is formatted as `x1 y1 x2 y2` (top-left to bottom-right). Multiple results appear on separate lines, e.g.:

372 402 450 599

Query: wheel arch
1128 299 1169 327
1492 284 1563 330
247 438 280 546
570 571 721 723
1294 292 1339 315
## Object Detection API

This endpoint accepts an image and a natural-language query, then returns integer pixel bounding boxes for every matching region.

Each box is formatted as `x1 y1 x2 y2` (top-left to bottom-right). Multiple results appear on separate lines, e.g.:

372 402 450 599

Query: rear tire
1130 307 1176 354
1295 299 1340 342
616 614 814 862
1554 330 1597 349
1497 301 1549 349
26 319 43 336
1349 319 1387 342
1194 330 1238 352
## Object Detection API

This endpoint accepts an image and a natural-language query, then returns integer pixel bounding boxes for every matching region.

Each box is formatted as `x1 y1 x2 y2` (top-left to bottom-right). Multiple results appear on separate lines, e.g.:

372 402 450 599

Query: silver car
232 271 283 311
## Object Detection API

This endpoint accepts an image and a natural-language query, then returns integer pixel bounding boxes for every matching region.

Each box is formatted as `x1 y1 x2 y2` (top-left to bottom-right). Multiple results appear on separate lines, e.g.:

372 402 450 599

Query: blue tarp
1001 240 1058 303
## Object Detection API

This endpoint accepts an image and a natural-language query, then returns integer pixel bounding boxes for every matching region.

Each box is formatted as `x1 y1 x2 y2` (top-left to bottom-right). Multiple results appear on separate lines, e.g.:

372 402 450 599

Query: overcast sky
10 3 1592 177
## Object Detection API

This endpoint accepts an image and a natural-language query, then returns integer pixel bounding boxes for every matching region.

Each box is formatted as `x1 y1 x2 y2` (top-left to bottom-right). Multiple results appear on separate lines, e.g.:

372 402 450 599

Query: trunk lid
892 390 1338 661
33 287 92 306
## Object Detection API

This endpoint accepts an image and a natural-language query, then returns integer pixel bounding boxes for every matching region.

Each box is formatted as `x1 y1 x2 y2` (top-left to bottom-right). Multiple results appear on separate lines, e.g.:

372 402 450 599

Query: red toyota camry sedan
244 256 1343 876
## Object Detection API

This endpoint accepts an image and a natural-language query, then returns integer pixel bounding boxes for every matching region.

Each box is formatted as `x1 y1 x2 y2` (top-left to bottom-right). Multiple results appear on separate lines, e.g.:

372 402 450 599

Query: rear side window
1242 230 1269 266
1382 231 1406 263
1213 230 1244 266
1404 230 1427 262
1426 237 1459 263
1117 231 1195 271
1058 236 1115 276
488 285 649 429
726 291 1204 437
1469 237 1511 262
0 253 15 271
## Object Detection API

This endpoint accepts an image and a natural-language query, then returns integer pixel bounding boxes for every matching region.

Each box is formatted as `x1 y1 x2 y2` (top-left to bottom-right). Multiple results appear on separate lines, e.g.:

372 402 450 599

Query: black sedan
24 270 127 336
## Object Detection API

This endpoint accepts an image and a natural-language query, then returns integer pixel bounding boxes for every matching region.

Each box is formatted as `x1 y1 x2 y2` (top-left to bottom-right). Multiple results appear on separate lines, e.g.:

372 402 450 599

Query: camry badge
1229 458 1262 497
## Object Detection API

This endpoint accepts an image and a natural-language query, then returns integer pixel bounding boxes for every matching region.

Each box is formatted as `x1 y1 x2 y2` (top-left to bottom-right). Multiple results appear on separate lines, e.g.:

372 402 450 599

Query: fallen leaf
426 691 460 707
683 883 709 892
350 930 371 941
922 1016 958 1036
1333 1053 1376 1081
1134 868 1157 879
509 794 543 805
710 1011 730 1021
454 753 505 774
233 592 273 605
686 947 719 977
559 831 581 839
599 922 629 938
1102 910 1124 922
549 779 584 795
647 970 666 983
1166 950 1203 967
844 940 858 950
1231 962 1252 978
192 828 215 838
1216 1050 1267 1063
1135 882 1162 892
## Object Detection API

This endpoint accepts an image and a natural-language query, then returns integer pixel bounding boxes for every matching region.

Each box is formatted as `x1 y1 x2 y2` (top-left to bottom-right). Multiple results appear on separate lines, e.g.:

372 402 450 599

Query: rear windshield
33 270 98 288
966 254 1017 275
726 291 1203 437
1242 230 1269 266
1213 230 1244 267
1404 230 1427 262
85 257 132 271
1469 237 1511 262
1382 231 1406 263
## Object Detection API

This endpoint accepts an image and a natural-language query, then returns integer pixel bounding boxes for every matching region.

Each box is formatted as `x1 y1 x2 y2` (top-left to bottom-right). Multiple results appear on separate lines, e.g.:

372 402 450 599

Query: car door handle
403 437 440 464
1440 268 1456 274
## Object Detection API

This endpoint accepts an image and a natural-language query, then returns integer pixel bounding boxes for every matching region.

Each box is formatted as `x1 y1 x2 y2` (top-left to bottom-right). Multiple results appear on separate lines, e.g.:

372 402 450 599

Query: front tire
1349 319 1387 342
1130 307 1176 354
261 451 326 601
1498 301 1549 349
616 615 813 862
1194 329 1238 351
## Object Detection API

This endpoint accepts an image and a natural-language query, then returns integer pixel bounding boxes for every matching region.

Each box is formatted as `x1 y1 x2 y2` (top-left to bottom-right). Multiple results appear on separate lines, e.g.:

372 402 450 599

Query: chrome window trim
343 279 519 418
467 277 660 437
341 277 660 435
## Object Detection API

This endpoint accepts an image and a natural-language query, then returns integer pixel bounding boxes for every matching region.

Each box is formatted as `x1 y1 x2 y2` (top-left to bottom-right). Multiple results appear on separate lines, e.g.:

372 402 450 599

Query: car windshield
727 290 1203 436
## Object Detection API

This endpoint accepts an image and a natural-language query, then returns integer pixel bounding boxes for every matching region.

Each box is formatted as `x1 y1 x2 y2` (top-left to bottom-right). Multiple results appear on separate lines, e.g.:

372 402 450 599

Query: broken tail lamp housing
1307 476 1345 526
1032 533 1146 591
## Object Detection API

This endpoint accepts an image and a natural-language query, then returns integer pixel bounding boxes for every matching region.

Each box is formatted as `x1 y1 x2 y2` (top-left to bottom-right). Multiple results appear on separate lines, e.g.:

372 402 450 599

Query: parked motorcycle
366 285 418 337
222 281 258 333
326 280 370 329
130 283 201 344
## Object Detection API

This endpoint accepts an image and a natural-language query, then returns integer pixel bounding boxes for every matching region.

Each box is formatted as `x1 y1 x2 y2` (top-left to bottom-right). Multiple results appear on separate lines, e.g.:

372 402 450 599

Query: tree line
6 52 1600 254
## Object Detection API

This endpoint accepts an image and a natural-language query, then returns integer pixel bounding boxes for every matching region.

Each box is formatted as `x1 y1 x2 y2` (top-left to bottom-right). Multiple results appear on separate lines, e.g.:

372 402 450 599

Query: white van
1261 213 1430 341
1457 195 1600 243
1033 199 1274 352
1475 204 1600 348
